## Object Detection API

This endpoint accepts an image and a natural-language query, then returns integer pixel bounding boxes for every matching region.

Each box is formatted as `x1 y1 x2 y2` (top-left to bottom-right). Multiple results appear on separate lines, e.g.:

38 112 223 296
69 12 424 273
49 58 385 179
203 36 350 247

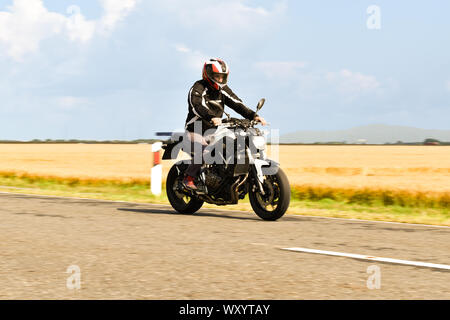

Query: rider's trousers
184 131 211 178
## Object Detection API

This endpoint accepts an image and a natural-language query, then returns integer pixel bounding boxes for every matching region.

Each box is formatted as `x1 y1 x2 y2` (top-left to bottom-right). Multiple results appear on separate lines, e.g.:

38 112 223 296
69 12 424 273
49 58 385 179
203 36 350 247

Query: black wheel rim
172 176 192 206
255 175 281 212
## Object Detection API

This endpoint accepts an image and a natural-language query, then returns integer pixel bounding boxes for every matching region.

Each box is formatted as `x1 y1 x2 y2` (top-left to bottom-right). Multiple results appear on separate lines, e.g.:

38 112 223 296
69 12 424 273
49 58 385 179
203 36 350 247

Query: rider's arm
189 83 217 122
222 86 257 120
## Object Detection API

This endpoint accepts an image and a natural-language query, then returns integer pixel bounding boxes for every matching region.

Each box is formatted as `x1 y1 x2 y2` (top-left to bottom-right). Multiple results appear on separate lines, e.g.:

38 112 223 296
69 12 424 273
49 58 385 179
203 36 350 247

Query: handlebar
220 117 258 128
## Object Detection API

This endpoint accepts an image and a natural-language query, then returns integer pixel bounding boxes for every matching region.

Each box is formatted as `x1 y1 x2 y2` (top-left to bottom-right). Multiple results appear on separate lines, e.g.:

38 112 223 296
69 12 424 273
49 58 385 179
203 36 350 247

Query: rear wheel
249 167 290 221
166 164 204 214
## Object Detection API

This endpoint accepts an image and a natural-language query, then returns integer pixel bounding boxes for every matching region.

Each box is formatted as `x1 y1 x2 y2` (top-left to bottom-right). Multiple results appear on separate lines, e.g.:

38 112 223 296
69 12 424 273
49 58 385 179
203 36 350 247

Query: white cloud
155 0 286 32
174 44 210 70
0 0 138 61
0 0 65 60
325 69 380 97
65 5 96 43
165 1 288 71
56 96 90 110
256 63 383 102
98 0 138 33
254 61 307 78
175 44 191 53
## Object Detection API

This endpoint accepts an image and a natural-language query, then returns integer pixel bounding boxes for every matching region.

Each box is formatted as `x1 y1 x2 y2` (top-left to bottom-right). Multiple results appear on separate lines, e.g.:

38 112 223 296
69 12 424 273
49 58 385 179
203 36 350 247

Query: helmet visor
212 72 228 84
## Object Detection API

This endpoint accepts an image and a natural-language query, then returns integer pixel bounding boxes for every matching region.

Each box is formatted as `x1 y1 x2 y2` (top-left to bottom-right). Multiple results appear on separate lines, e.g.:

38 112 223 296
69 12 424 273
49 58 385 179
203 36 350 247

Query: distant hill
280 124 450 144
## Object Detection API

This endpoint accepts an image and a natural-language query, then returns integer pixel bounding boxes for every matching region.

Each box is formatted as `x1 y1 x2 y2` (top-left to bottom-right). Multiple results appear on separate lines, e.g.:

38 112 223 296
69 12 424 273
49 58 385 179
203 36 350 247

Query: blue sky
0 0 449 140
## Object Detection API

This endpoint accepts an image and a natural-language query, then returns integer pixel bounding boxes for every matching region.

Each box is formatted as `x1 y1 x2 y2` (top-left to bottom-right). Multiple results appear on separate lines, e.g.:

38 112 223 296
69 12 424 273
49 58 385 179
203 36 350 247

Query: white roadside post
151 141 163 195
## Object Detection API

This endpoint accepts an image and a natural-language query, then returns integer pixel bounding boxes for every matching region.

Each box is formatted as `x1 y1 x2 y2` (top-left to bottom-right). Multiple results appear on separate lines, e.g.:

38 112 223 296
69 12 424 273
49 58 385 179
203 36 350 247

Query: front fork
248 149 266 195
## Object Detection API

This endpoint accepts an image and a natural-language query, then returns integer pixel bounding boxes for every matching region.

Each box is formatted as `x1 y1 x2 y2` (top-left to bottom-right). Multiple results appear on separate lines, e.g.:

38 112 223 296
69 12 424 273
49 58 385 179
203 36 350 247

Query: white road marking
282 247 450 270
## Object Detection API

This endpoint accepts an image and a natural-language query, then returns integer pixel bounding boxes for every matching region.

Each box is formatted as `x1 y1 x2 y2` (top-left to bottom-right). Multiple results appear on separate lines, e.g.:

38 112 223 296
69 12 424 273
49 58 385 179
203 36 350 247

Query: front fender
162 132 184 160
252 159 280 183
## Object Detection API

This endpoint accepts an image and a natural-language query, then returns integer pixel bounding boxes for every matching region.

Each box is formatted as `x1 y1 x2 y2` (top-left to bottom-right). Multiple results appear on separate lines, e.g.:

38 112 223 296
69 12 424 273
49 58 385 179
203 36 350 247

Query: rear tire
166 164 204 214
249 167 290 221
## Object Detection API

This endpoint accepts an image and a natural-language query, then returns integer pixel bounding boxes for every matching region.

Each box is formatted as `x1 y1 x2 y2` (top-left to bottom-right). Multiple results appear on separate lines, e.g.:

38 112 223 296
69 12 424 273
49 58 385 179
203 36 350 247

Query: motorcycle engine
204 168 223 191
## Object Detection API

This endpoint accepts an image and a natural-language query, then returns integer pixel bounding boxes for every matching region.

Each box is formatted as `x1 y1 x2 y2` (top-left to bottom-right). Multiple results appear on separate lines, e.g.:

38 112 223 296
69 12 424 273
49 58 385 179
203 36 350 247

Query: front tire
166 164 204 214
249 167 290 221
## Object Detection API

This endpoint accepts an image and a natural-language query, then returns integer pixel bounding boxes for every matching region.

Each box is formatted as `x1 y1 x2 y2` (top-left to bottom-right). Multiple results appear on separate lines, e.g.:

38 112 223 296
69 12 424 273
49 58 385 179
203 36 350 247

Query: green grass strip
0 171 448 226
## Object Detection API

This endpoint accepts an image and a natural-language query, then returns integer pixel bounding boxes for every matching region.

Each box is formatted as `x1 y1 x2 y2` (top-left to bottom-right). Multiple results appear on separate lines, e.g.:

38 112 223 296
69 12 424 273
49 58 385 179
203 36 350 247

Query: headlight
251 135 266 150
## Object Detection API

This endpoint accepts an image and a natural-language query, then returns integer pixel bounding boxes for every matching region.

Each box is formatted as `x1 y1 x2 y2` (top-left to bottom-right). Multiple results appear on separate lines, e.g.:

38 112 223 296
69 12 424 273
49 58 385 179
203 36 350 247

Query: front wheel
166 164 204 214
249 167 290 221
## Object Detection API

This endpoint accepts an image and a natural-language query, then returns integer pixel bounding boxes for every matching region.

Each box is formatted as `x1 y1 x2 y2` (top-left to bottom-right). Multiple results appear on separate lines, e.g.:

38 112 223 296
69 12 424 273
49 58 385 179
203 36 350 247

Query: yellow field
0 144 449 193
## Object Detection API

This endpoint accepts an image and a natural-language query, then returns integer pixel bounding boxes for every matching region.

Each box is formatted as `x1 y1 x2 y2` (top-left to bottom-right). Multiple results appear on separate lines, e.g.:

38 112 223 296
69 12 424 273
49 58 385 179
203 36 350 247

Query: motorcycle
161 98 290 221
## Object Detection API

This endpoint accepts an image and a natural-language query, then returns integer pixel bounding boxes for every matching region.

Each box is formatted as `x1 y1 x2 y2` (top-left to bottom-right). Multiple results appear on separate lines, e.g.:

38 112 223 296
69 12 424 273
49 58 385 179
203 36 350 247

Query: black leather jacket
185 80 257 133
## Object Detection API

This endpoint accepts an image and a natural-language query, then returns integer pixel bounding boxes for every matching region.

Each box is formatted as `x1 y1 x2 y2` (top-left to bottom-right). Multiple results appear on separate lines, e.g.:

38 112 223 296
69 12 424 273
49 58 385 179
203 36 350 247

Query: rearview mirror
256 98 265 112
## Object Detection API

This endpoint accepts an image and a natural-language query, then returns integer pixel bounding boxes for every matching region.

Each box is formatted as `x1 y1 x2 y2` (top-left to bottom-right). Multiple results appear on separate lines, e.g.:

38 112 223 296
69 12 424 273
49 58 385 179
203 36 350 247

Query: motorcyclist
183 58 266 190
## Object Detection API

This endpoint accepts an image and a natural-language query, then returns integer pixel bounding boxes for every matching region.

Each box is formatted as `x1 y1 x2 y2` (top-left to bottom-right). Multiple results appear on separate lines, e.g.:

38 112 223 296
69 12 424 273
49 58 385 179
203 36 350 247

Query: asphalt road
1 192 449 299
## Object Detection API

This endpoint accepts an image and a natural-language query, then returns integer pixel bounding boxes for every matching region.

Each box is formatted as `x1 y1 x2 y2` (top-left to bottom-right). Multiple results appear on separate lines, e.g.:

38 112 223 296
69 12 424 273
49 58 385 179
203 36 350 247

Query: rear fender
172 160 189 175
162 133 184 160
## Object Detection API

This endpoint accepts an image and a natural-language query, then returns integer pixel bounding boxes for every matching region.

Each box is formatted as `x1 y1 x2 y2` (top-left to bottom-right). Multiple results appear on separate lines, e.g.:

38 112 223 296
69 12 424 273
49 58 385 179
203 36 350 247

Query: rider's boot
183 175 198 190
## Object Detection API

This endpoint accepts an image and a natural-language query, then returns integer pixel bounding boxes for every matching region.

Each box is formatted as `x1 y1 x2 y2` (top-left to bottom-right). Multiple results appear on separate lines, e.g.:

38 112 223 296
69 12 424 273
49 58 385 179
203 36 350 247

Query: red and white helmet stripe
202 58 229 90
